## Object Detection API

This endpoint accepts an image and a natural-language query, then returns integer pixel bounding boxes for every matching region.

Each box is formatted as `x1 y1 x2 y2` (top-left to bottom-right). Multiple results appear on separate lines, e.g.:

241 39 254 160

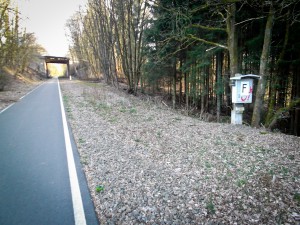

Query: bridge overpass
43 56 70 78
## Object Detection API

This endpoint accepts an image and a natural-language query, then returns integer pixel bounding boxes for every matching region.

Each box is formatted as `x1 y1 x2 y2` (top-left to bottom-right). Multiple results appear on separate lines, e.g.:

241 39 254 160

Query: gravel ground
60 79 300 225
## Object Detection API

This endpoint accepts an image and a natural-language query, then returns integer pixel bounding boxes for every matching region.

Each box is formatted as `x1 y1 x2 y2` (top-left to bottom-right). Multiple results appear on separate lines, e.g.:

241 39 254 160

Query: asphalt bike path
0 78 99 225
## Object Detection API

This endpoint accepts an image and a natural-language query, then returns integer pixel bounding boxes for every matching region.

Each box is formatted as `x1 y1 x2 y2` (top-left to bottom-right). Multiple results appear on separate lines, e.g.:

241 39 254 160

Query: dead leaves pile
61 80 300 224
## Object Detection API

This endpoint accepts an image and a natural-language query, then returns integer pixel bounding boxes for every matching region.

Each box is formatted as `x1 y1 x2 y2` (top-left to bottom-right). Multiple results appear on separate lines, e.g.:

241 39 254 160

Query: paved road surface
0 78 99 225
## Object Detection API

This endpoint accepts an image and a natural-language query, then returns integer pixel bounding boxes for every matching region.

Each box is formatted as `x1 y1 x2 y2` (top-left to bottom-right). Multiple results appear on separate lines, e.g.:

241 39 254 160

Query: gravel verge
60 79 300 225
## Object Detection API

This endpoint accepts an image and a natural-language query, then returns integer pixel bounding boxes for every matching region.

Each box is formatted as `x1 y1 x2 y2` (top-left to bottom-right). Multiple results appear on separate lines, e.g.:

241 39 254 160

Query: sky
15 0 87 57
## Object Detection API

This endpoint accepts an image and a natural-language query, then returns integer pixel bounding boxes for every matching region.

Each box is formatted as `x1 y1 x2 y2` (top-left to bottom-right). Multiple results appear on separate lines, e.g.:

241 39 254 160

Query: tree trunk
216 51 223 122
266 16 290 125
251 4 275 128
179 59 182 106
226 3 238 77
185 72 189 111
172 58 177 109
224 53 231 111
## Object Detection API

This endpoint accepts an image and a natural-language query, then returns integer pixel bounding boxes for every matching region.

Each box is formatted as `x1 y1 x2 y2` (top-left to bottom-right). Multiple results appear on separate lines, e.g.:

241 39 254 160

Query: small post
231 103 244 124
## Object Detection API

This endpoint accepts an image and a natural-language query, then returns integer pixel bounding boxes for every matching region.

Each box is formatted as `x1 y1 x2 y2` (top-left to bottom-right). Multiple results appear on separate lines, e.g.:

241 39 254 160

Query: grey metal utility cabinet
230 74 261 125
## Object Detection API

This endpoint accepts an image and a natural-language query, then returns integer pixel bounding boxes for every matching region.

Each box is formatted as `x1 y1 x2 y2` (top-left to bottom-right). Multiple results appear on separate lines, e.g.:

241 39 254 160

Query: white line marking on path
0 104 14 114
20 82 45 100
0 82 45 114
57 78 87 225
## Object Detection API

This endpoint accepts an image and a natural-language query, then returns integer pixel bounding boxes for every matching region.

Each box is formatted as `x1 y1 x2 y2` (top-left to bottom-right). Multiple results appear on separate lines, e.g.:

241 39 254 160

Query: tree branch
191 24 226 32
235 16 265 26
187 34 228 49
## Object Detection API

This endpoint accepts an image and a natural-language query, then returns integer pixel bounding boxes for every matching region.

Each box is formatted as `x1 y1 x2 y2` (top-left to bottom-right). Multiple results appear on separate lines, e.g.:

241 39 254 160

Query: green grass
62 95 73 118
97 103 111 111
258 147 270 154
237 179 247 187
119 107 127 113
95 185 104 193
205 161 212 169
81 81 102 88
109 117 118 123
214 139 223 146
146 116 154 121
63 95 69 102
247 166 256 176
229 141 238 146
78 102 85 108
294 192 300 204
66 107 72 113
281 167 289 176
78 138 85 144
206 200 216 214
129 108 137 114
157 131 162 138
80 155 88 165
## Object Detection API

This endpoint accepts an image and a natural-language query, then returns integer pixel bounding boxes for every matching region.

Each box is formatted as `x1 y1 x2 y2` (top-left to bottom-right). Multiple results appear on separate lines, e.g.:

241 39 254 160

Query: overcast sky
15 0 87 56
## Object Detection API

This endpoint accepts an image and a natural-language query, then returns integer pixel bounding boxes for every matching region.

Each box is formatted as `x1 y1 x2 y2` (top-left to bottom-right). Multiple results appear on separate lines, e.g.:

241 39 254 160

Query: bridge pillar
44 61 50 78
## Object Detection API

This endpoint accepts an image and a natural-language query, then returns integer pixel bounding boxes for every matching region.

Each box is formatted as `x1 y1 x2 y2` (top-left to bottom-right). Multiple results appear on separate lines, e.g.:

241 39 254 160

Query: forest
66 0 300 135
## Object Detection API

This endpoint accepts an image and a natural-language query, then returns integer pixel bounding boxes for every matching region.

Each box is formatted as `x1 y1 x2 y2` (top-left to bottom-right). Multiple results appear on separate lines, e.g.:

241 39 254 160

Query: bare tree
86 0 119 86
111 0 150 93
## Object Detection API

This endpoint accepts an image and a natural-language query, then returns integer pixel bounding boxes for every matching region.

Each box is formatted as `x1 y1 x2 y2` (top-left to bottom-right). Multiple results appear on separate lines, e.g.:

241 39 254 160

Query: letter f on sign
242 83 247 93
